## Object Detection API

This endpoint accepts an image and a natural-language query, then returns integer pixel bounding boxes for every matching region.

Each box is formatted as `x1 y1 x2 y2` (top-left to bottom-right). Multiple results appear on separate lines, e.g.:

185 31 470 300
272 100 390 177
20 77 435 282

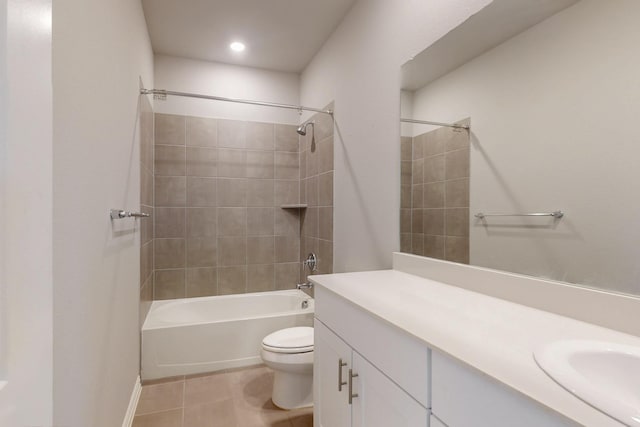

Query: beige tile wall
300 105 334 283
400 136 413 253
401 119 470 264
140 95 154 324
152 113 304 299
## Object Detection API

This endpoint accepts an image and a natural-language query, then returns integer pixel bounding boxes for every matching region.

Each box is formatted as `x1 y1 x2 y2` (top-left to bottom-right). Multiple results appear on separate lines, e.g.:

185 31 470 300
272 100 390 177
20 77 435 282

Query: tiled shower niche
400 119 470 264
151 110 334 300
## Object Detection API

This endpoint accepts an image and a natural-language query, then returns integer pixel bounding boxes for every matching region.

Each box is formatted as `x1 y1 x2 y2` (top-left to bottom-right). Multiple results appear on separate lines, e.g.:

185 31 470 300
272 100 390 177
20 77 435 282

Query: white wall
400 90 414 138
154 54 301 125
410 0 640 295
52 0 153 425
300 0 493 273
0 0 54 425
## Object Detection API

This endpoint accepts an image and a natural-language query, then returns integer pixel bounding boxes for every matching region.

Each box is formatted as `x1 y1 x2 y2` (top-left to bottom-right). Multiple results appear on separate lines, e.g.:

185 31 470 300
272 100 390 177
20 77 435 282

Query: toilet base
272 370 313 410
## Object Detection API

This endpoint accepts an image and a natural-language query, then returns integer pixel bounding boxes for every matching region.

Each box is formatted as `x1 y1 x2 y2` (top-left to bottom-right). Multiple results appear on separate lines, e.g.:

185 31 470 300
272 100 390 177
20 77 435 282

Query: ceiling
141 0 357 73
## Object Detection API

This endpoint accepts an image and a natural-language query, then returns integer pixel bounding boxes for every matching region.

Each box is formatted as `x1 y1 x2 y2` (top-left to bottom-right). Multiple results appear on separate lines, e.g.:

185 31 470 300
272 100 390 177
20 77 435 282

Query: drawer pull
348 369 359 404
338 358 348 391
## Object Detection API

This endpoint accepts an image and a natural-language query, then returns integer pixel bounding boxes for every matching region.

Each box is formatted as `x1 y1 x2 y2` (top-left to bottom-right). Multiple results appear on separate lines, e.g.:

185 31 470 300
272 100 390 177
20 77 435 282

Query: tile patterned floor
133 365 313 427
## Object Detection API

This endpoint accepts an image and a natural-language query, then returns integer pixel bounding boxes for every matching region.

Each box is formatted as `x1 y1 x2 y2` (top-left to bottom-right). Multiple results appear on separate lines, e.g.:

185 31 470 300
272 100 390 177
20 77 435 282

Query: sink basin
534 340 640 426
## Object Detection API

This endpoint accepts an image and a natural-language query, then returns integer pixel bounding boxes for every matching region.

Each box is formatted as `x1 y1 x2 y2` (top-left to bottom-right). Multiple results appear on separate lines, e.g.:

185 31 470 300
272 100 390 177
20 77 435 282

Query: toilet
260 326 314 410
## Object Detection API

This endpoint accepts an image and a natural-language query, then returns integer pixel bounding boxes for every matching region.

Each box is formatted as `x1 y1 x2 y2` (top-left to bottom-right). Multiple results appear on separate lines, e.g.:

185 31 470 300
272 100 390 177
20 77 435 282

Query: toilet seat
262 326 314 354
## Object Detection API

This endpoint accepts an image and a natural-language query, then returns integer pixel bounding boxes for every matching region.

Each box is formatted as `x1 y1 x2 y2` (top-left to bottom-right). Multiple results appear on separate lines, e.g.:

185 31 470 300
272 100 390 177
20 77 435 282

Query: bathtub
141 289 314 380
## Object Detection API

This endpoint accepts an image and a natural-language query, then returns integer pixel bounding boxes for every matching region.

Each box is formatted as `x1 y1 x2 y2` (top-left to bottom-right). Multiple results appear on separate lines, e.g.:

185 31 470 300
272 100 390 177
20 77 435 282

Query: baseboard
122 376 141 427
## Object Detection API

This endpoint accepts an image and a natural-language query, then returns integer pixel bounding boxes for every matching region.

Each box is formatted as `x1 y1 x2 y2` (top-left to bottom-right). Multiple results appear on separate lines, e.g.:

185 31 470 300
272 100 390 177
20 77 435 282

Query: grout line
181 379 185 427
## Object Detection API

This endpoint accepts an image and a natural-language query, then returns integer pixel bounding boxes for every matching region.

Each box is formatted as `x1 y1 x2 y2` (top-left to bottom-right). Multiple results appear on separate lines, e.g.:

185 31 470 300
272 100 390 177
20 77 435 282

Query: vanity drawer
431 351 578 427
315 286 430 407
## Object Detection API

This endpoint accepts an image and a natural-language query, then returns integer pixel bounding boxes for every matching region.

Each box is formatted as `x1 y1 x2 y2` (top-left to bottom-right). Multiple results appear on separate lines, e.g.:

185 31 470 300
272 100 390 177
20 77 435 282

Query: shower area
138 89 334 379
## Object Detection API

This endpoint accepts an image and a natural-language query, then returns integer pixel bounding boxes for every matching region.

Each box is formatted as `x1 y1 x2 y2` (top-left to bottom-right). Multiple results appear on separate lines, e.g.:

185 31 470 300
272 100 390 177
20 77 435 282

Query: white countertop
309 269 640 427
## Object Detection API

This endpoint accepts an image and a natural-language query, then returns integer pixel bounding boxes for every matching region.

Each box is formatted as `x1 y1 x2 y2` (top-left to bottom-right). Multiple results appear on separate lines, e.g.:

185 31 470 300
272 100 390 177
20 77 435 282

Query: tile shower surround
140 95 154 324
400 120 470 263
299 107 334 284
151 111 333 300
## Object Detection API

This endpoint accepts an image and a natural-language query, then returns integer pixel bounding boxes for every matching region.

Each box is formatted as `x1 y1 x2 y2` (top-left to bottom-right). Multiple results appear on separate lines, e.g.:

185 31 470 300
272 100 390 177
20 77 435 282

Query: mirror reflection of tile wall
401 119 470 263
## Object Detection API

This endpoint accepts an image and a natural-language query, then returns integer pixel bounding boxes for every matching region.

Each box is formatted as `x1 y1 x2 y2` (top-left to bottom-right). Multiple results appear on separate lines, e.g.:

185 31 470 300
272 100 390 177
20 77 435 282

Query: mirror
399 0 640 297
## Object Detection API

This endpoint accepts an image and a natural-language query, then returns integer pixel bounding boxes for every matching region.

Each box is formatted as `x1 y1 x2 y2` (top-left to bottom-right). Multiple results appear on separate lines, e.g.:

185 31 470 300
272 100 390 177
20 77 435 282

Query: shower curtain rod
401 118 469 130
140 88 333 116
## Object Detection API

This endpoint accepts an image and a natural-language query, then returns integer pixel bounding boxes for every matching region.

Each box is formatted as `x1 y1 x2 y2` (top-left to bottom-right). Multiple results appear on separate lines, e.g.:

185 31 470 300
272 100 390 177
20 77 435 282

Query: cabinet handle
338 358 348 391
348 368 359 404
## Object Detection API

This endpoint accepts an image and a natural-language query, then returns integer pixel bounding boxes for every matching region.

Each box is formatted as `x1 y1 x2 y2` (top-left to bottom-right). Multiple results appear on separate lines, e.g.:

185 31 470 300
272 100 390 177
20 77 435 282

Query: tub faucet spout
297 282 313 290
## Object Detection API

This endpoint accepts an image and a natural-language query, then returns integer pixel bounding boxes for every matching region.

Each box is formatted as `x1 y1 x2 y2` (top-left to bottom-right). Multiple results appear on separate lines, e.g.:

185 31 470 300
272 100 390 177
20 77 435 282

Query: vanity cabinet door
314 320 352 427
431 351 577 427
351 352 429 427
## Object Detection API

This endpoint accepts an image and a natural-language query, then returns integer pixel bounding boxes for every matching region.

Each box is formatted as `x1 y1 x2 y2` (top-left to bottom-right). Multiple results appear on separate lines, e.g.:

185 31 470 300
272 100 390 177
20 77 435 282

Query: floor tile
229 366 274 410
142 375 186 386
132 408 183 427
135 365 312 427
185 372 233 407
288 406 313 427
234 406 292 427
184 399 237 427
136 380 184 415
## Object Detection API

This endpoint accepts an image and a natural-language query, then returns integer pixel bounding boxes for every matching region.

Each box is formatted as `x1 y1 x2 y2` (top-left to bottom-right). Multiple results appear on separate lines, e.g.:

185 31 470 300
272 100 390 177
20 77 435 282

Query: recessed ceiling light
230 42 246 52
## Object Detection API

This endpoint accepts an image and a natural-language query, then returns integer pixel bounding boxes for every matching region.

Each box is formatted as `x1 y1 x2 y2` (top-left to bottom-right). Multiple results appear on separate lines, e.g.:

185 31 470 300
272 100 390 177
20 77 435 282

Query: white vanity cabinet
314 320 351 427
314 285 430 427
311 268 629 427
351 351 428 427
430 351 578 427
314 320 429 427
315 307 578 427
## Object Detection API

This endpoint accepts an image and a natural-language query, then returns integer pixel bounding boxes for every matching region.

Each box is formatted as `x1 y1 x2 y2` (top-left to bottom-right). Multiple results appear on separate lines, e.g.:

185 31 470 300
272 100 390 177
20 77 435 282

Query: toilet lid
262 327 314 354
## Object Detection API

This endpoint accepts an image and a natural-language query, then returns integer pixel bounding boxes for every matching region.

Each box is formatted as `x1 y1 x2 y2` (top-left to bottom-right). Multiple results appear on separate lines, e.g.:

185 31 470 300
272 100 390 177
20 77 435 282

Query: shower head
297 121 314 136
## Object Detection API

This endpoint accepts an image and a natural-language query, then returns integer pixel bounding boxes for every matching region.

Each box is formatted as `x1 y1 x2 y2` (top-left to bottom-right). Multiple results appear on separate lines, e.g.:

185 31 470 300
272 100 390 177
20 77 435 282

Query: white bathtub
141 289 314 380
